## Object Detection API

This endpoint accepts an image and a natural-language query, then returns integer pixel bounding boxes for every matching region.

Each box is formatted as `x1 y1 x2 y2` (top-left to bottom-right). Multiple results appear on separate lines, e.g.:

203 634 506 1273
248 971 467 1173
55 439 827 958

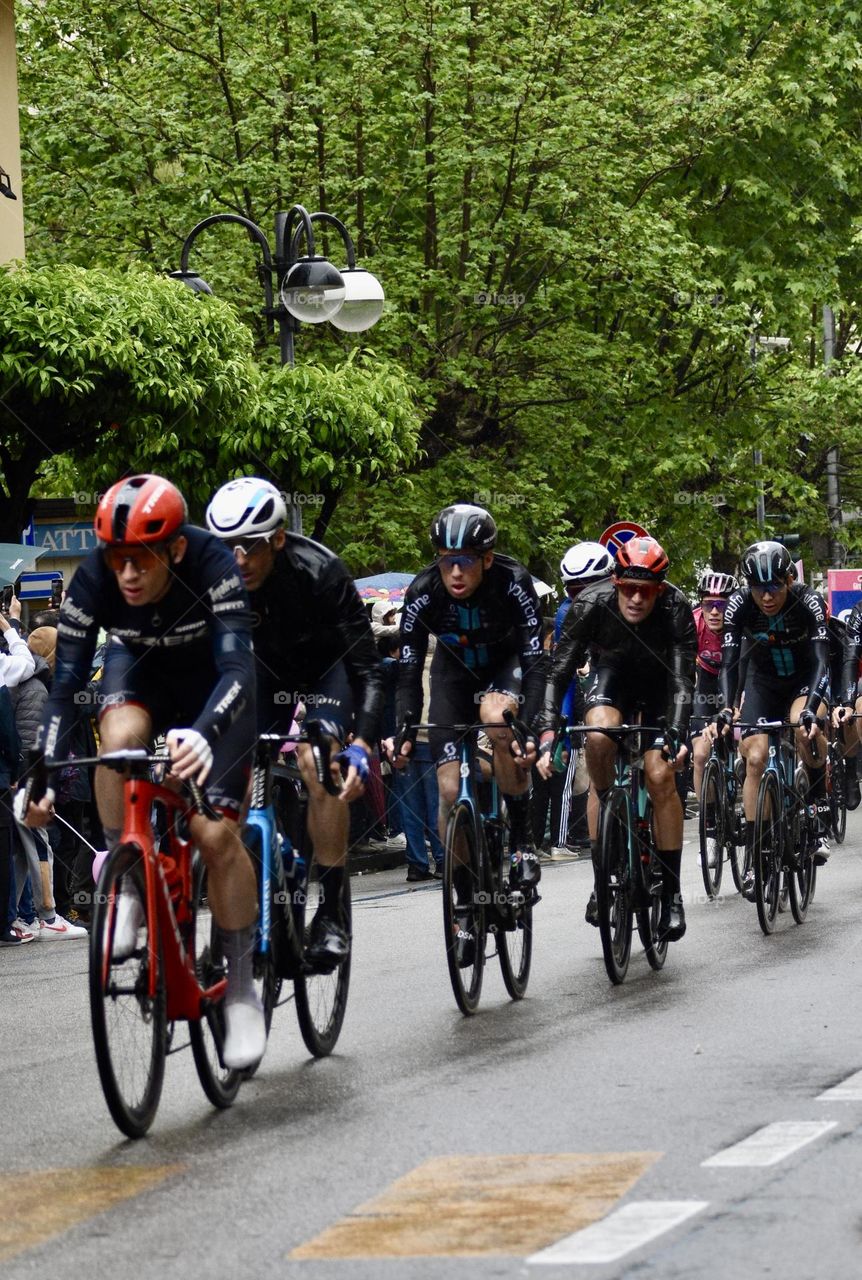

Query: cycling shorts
739 667 828 738
261 660 354 744
428 649 523 766
98 640 253 815
584 664 667 747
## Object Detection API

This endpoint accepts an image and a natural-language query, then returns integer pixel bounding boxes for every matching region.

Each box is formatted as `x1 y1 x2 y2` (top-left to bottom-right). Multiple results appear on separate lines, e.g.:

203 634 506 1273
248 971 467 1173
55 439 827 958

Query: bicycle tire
243 820 285 1069
828 746 847 844
597 789 633 984
489 817 533 1000
294 867 352 1056
188 858 242 1107
635 803 667 971
788 766 815 923
698 757 725 899
89 843 166 1139
753 771 782 935
443 801 486 1013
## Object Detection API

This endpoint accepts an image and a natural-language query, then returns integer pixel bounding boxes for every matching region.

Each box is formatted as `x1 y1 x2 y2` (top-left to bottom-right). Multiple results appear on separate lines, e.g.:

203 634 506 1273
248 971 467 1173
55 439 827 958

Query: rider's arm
395 573 432 734
665 589 697 738
509 565 544 727
191 552 256 742
840 603 862 708
325 560 385 744
717 589 745 713
34 557 103 766
802 588 829 716
533 590 595 737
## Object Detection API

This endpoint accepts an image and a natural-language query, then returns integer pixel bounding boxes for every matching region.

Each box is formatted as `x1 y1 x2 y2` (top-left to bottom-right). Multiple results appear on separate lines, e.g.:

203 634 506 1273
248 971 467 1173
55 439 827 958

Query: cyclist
536 536 696 941
832 598 862 810
206 477 383 970
18 475 266 1069
691 570 738 800
711 540 830 880
388 504 543 964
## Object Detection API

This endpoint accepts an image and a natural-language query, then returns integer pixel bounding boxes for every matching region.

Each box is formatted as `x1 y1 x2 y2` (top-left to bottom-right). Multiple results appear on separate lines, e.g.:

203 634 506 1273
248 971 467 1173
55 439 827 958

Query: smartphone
1 585 12 613
50 577 63 608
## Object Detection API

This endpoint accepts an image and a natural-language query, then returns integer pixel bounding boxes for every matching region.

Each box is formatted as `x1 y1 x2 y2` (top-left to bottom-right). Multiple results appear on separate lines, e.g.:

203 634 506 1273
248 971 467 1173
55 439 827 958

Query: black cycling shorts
739 667 828 738
584 664 667 746
428 649 523 766
260 661 354 743
98 640 253 815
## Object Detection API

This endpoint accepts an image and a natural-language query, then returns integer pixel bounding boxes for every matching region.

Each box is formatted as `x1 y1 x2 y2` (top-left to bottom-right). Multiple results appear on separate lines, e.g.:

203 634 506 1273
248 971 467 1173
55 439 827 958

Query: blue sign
18 571 62 601
31 521 98 559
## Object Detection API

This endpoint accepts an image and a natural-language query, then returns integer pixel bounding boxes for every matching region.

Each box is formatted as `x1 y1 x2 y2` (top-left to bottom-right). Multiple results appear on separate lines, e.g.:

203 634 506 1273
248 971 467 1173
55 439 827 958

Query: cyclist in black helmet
710 540 830 883
386 504 543 965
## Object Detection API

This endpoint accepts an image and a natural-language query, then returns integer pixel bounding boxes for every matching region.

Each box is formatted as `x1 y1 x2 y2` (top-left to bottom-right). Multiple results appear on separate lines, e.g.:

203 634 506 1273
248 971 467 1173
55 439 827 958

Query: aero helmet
697 569 739 597
740 540 792 586
613 536 669 582
560 541 614 585
206 478 287 540
430 504 497 554
94 475 187 546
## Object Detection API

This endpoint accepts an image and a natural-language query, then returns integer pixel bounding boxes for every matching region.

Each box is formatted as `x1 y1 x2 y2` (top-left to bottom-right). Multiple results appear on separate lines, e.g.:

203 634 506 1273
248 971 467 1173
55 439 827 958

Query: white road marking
527 1201 708 1265
817 1069 862 1101
702 1120 836 1168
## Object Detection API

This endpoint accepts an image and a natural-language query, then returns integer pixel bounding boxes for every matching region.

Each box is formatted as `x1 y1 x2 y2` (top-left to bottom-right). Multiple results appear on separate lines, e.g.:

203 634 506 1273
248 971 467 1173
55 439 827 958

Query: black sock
316 865 345 920
506 792 530 851
657 848 682 898
453 864 473 906
808 764 826 800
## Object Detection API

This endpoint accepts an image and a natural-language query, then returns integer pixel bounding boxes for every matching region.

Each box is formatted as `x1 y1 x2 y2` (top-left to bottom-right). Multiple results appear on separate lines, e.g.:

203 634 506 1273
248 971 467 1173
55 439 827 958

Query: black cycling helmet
430 503 497 554
740 540 792 585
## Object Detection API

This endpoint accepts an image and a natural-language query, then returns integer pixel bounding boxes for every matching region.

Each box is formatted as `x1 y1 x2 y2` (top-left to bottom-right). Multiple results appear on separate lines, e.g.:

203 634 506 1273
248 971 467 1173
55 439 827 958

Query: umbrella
354 572 415 604
0 543 48 587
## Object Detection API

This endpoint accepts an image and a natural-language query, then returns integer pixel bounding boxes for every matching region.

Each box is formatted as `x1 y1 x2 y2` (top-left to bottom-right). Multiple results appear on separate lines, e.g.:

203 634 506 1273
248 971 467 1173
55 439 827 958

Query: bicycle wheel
597 789 634 984
788 767 815 924
89 843 166 1139
753 772 782 935
828 746 847 844
294 865 352 1056
188 858 242 1106
698 758 725 899
489 817 532 999
443 801 486 1013
634 805 667 971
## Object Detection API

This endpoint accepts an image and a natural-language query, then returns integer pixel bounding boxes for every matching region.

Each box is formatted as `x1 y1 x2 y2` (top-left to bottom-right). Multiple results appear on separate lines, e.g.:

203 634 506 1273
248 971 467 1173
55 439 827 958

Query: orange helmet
94 475 187 546
613 536 669 582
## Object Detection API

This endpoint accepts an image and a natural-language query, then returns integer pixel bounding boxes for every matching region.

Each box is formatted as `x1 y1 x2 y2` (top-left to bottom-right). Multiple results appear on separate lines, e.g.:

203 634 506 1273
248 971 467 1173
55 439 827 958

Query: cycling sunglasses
103 544 169 574
749 580 785 594
225 533 275 557
701 598 729 612
437 553 480 570
615 579 661 599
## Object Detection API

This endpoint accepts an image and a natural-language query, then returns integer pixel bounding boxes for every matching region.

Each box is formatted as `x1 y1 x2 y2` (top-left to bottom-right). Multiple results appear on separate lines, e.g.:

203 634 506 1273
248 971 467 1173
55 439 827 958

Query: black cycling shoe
741 868 755 901
453 908 476 969
659 893 686 942
844 773 861 811
511 847 542 889
585 892 599 927
305 912 350 972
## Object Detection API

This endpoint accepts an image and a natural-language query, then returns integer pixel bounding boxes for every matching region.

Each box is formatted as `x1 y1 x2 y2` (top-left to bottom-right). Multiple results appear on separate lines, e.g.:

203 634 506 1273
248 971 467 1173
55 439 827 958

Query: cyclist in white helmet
691 569 738 800
206 477 384 971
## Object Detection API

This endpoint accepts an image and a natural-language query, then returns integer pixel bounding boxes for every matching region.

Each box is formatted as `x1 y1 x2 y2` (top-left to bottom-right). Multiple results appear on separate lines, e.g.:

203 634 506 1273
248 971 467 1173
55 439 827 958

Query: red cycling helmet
613 536 669 582
94 475 187 545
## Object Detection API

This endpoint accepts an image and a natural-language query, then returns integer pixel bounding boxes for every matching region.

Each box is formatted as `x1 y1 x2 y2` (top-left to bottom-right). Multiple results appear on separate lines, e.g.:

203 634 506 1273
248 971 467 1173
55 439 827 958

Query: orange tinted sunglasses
103 544 168 574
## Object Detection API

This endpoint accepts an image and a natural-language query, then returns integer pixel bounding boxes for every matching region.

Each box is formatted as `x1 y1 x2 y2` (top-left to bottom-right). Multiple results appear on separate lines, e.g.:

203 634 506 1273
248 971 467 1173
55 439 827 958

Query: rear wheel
488 818 532 1000
188 858 242 1107
635 802 667 971
753 772 782 936
788 767 815 924
443 802 486 1013
294 867 352 1056
89 843 166 1139
828 745 847 844
597 789 634 984
698 758 725 899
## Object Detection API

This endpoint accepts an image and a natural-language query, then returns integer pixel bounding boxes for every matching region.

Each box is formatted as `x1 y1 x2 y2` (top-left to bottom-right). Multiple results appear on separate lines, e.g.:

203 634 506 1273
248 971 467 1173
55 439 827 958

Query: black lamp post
169 204 383 366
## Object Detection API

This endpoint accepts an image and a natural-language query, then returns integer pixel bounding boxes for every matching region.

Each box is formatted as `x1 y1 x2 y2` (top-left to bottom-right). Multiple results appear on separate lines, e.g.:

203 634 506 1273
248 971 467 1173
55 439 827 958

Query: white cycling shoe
223 999 267 1071
111 890 145 960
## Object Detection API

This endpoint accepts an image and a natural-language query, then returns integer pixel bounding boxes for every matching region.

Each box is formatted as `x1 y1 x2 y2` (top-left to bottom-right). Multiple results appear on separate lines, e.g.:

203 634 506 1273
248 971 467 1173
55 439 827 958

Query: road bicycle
244 724 351 1060
698 729 747 899
825 707 849 845
737 720 819 936
578 721 672 985
398 715 534 1015
65 749 241 1138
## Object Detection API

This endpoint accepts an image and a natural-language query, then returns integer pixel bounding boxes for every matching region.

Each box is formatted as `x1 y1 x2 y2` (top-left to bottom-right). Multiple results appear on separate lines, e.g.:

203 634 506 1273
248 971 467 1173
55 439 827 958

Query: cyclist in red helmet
535 535 696 942
18 474 266 1070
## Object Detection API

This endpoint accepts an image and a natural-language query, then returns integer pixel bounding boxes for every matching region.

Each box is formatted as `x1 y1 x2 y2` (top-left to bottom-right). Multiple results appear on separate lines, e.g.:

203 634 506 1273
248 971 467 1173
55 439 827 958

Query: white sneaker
38 913 88 940
111 891 144 959
223 999 267 1070
550 846 569 860
11 918 37 943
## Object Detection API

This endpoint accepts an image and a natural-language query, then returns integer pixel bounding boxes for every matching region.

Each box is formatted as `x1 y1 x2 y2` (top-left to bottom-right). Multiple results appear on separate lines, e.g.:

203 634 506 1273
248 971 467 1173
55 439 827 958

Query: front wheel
753 772 782 936
188 858 242 1107
828 746 847 844
597 789 634 984
443 802 486 1014
698 758 725 899
788 767 815 924
89 843 166 1139
294 867 352 1056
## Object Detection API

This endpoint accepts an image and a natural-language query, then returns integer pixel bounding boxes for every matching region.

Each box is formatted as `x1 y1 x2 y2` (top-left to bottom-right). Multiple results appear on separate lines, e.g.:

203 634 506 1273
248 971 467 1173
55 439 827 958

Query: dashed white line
527 1201 708 1265
817 1069 862 1101
701 1120 836 1168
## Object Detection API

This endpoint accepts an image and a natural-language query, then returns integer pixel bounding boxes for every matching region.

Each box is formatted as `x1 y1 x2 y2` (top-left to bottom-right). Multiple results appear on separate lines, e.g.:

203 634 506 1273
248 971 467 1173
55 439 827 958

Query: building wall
0 0 25 264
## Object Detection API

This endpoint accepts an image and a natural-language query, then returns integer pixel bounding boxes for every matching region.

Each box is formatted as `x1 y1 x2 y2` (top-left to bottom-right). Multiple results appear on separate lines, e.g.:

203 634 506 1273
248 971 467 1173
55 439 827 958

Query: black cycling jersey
248 534 383 744
718 584 828 714
396 554 544 730
839 603 862 706
535 577 696 738
37 526 254 762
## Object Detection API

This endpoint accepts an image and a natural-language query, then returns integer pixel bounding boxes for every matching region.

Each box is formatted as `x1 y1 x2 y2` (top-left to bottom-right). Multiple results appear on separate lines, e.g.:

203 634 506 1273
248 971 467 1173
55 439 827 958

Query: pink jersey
694 606 722 676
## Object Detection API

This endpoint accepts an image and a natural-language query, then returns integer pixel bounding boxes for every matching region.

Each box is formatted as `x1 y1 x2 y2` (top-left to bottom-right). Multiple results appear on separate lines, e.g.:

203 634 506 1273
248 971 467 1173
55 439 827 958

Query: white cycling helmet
697 569 738 596
206 478 287 540
560 540 615 585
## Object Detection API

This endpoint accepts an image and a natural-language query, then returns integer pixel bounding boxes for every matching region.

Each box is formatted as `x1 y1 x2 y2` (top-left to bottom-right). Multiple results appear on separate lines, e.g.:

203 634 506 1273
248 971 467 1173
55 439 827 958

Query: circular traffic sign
599 521 650 558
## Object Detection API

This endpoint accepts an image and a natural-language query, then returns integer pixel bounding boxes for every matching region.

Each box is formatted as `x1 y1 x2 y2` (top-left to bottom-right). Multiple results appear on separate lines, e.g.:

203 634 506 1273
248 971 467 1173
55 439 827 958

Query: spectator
0 684 22 945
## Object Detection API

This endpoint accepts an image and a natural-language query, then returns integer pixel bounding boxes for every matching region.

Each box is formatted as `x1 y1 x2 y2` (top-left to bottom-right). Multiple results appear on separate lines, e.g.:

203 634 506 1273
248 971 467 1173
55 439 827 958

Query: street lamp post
169 203 384 367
